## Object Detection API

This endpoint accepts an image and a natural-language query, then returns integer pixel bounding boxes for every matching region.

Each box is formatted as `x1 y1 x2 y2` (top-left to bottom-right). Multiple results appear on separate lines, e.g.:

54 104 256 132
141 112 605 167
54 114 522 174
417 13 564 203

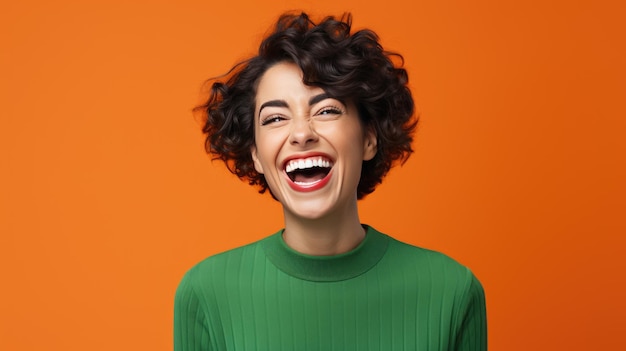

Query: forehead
255 62 324 106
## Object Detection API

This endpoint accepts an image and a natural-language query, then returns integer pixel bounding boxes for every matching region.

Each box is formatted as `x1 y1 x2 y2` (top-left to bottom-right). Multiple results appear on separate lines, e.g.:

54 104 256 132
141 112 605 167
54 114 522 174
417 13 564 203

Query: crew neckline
261 225 389 282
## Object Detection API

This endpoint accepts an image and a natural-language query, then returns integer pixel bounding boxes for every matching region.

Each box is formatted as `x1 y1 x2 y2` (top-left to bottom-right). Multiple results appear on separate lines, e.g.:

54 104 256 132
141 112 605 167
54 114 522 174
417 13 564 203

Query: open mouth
284 156 333 185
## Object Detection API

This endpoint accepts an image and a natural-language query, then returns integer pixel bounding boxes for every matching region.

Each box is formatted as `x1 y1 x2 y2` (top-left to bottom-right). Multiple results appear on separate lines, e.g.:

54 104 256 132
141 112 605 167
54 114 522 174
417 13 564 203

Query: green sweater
174 226 487 350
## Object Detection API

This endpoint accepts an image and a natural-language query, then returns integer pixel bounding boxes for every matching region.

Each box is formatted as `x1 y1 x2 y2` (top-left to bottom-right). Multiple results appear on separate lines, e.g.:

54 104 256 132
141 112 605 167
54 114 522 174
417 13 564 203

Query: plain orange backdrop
1 0 624 350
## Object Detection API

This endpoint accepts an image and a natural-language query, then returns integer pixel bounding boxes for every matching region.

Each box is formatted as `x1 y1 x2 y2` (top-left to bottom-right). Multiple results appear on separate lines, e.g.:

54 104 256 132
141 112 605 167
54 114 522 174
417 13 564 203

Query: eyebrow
309 93 331 106
257 93 335 116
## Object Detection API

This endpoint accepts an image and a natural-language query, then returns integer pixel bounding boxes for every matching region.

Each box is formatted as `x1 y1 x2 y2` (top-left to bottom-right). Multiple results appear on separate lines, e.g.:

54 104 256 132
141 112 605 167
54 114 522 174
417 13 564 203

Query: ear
250 145 265 174
362 128 377 161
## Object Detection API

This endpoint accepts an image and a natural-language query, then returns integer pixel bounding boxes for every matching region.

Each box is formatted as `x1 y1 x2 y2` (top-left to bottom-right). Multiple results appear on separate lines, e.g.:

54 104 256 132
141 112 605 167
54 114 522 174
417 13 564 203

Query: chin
281 199 337 221
285 207 329 221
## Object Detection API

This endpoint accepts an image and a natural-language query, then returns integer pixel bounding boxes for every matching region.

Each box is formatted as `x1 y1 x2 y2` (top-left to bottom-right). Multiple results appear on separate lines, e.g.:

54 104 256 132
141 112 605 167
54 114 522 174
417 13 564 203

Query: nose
288 118 318 146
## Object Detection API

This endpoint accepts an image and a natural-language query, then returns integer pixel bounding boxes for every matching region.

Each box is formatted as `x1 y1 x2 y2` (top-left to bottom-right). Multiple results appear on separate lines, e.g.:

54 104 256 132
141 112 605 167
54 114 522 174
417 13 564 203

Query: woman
175 12 487 351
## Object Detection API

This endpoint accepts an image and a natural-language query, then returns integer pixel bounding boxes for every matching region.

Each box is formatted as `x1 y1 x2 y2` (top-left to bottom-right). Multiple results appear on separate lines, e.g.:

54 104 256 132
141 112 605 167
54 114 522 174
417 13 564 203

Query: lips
283 154 334 192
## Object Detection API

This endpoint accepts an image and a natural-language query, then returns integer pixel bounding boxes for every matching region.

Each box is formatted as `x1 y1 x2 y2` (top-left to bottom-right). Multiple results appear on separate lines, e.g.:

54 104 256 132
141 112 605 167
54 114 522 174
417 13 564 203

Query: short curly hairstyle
197 12 417 199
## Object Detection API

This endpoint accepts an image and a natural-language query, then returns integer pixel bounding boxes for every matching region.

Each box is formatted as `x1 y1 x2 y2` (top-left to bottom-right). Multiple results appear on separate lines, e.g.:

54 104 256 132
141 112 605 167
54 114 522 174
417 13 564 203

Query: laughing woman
174 12 487 351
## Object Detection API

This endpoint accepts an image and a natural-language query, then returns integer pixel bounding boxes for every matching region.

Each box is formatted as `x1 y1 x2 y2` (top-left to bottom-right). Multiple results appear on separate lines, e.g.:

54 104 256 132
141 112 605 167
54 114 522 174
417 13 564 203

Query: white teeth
285 156 333 173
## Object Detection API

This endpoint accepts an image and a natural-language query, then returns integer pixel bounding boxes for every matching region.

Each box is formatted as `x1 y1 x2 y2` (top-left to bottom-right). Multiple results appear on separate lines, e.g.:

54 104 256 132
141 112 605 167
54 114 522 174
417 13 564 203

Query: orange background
1 0 624 350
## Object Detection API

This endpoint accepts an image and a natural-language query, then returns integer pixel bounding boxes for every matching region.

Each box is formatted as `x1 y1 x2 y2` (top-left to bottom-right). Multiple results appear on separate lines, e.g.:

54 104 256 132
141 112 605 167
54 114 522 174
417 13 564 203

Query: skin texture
251 62 377 255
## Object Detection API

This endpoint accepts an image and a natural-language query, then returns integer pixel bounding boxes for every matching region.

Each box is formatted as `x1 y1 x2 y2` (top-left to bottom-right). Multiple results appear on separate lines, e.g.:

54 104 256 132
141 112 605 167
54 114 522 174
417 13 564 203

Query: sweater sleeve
455 270 488 351
174 270 211 351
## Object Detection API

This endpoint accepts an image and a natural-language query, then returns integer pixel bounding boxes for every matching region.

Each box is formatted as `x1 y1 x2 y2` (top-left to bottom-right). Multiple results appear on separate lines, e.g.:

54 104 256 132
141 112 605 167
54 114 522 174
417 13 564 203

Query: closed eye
260 115 286 126
316 106 343 116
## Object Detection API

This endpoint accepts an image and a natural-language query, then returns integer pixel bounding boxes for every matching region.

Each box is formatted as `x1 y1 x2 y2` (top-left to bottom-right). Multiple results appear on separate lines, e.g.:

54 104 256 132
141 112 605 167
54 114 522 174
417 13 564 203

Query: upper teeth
285 156 332 173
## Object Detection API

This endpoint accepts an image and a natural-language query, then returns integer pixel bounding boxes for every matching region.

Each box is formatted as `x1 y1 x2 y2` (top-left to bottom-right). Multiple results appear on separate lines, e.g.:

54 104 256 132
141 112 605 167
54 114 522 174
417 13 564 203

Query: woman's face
251 62 377 221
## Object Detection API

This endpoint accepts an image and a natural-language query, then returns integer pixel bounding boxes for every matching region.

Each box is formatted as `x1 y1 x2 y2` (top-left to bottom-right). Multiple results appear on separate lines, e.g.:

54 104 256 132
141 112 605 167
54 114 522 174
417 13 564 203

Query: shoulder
385 234 468 270
377 231 483 294
176 234 275 295
379 232 485 315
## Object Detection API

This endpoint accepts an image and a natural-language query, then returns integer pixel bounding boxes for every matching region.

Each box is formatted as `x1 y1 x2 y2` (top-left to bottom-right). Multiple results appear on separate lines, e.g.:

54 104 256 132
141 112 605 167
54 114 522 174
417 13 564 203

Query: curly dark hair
197 12 417 199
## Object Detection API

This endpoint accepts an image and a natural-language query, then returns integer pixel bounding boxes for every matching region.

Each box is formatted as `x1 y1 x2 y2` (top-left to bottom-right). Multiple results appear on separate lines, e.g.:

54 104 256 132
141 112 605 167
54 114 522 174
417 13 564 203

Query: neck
282 201 365 256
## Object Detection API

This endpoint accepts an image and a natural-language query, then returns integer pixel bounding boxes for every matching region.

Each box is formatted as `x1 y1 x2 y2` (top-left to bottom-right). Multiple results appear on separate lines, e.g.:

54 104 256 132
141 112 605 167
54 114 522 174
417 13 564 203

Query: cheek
252 132 282 169
336 128 365 154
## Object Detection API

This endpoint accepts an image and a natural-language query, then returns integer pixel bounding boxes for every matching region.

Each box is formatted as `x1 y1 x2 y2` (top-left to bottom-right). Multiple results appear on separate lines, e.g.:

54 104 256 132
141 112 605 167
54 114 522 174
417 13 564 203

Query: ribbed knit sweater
174 226 487 350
